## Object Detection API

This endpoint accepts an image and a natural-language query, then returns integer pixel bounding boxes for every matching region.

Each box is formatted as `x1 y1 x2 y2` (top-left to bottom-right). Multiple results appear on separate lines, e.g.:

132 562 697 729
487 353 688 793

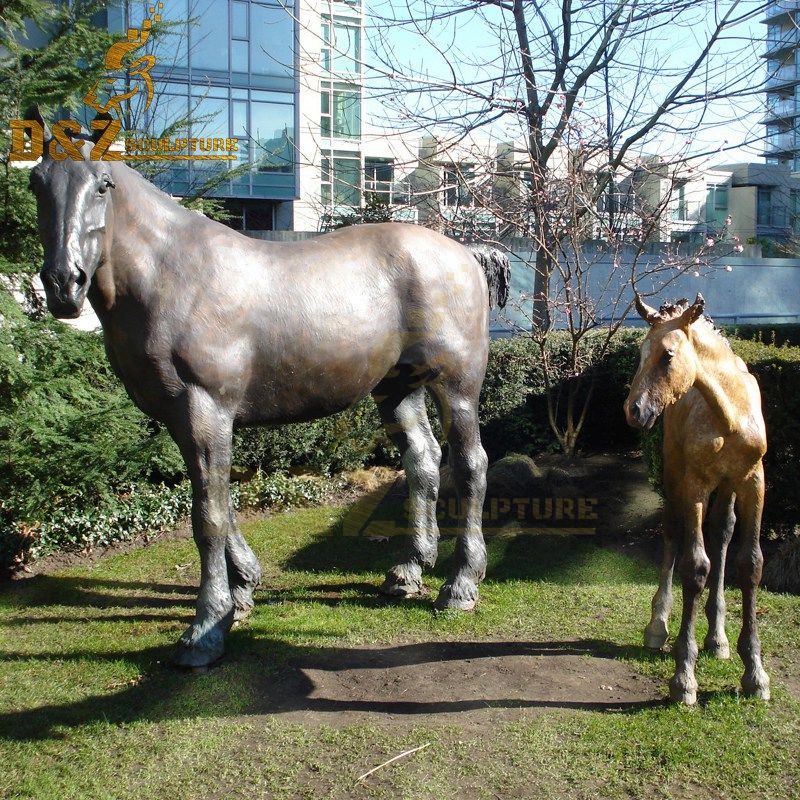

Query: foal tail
465 243 511 309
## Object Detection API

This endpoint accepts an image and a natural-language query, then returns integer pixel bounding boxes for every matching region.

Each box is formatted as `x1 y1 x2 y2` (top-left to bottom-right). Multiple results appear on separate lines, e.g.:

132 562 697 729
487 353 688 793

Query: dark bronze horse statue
28 116 509 667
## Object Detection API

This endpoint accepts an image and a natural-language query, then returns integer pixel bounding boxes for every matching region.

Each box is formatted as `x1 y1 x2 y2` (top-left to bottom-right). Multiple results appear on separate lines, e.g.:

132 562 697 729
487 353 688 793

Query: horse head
624 293 706 429
28 108 116 319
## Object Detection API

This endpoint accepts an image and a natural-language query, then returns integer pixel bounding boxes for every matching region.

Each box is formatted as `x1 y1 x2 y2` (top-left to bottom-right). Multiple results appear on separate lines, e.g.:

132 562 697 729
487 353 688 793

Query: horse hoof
381 565 424 598
742 671 770 701
703 637 730 660
173 623 227 668
669 677 698 706
434 579 478 611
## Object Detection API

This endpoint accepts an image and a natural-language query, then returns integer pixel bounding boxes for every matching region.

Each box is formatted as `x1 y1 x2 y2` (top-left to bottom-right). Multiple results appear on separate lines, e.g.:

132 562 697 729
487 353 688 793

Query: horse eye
98 174 115 194
663 349 675 362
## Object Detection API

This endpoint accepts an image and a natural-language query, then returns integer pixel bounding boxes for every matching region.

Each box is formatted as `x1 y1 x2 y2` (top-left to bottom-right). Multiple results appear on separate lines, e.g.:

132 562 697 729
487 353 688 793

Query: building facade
763 0 800 169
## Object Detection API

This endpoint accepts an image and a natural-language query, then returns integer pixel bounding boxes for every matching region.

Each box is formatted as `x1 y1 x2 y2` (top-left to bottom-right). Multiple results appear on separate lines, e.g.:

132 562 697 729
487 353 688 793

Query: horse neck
93 163 187 314
688 322 744 434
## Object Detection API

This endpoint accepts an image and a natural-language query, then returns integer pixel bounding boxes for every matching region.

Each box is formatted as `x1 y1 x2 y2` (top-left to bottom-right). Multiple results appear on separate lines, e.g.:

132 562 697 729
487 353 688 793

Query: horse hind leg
432 380 488 611
375 386 442 597
703 490 736 659
735 466 770 700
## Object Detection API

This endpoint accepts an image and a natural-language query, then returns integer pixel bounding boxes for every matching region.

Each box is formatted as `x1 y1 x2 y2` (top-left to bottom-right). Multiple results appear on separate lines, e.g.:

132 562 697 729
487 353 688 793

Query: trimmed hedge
2 280 799 571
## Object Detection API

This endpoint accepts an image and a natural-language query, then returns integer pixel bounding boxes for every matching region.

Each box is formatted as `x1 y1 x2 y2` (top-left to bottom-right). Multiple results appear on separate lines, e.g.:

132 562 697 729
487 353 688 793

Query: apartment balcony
764 131 798 156
765 26 800 57
761 95 799 123
764 0 800 23
765 62 800 90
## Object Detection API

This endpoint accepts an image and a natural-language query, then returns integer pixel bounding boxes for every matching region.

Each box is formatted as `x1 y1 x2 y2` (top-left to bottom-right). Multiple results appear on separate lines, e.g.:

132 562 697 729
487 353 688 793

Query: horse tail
465 243 511 309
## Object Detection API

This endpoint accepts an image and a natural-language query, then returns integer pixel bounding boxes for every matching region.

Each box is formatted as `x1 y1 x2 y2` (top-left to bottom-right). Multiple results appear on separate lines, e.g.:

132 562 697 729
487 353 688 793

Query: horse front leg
170 388 238 668
735 465 770 700
670 483 711 705
644 505 679 650
703 490 736 659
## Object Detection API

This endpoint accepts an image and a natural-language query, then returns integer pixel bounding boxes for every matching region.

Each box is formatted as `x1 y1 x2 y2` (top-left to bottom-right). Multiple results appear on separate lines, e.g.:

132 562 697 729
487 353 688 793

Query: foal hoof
173 621 228 668
434 577 478 612
381 564 424 598
669 676 698 706
644 629 669 651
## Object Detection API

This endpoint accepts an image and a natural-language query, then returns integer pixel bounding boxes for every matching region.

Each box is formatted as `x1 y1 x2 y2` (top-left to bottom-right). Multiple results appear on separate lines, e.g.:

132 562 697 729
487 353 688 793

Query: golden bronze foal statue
625 294 770 705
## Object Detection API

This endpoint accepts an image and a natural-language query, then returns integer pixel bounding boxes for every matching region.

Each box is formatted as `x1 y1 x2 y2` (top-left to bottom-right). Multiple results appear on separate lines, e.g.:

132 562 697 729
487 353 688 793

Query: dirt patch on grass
251 639 663 729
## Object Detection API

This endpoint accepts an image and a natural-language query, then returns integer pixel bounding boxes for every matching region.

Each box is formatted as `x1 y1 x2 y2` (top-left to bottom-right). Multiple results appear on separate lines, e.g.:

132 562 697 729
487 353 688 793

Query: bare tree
366 0 768 322
359 0 766 453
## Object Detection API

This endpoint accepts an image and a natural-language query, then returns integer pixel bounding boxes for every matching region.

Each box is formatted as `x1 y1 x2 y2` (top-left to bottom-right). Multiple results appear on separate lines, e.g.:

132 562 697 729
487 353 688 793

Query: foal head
29 118 115 319
624 294 706 430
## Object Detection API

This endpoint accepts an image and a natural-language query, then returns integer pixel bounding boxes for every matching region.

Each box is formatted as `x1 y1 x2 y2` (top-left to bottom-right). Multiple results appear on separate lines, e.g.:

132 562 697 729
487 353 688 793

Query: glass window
757 187 772 225
333 154 360 205
190 94 228 138
250 4 294 77
232 100 248 135
231 40 248 72
147 81 189 136
251 101 294 172
331 19 360 74
365 158 393 202
444 166 474 207
190 0 229 71
332 85 360 138
231 1 248 38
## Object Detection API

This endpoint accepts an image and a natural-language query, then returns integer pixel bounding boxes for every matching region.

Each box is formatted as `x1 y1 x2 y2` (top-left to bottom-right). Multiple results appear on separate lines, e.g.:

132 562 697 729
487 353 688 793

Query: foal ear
634 293 662 325
677 293 705 328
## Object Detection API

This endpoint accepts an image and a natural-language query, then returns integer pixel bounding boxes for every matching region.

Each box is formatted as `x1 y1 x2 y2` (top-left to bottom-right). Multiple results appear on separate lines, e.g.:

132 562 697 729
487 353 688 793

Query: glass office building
104 0 299 228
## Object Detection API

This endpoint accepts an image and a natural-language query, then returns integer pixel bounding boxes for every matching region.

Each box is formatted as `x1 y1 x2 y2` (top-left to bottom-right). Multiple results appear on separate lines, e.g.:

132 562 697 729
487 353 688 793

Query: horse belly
236 339 400 426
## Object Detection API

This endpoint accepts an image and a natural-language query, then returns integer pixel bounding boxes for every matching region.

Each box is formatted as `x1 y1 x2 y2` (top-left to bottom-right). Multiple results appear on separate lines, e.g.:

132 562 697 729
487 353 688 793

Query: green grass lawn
1 506 799 799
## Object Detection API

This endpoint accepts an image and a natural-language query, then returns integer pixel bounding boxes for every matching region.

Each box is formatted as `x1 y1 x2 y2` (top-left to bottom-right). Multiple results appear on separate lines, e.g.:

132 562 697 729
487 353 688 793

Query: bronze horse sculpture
29 116 509 667
625 294 770 704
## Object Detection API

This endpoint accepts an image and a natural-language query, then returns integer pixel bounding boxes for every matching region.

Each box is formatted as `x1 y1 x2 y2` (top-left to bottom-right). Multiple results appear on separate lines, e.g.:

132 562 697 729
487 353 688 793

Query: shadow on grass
0 634 677 741
285 524 657 587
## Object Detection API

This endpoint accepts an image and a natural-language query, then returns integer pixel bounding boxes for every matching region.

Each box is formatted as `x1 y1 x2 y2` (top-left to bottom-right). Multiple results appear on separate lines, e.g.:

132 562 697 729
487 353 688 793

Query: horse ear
634 293 662 325
677 293 705 328
24 104 52 153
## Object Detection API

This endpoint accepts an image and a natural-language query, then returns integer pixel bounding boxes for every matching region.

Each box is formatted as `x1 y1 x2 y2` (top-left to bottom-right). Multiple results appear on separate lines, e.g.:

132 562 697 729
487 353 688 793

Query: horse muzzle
40 265 88 319
624 395 660 430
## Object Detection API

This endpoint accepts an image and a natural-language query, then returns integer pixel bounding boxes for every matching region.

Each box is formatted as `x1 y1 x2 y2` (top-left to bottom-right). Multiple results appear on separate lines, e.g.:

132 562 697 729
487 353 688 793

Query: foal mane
657 298 733 361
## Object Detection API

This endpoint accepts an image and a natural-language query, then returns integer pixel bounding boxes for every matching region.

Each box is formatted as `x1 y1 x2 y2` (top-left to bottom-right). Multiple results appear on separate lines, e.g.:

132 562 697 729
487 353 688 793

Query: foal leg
703 490 736 659
735 466 770 700
376 387 442 597
433 383 488 611
670 485 711 705
644 505 679 650
170 388 237 667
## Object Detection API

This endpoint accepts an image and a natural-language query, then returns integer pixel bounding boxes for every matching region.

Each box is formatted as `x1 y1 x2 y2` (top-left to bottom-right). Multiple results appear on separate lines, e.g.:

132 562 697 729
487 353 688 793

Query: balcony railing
763 95 799 120
765 0 800 23
765 27 800 55
765 131 797 153
766 62 800 90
